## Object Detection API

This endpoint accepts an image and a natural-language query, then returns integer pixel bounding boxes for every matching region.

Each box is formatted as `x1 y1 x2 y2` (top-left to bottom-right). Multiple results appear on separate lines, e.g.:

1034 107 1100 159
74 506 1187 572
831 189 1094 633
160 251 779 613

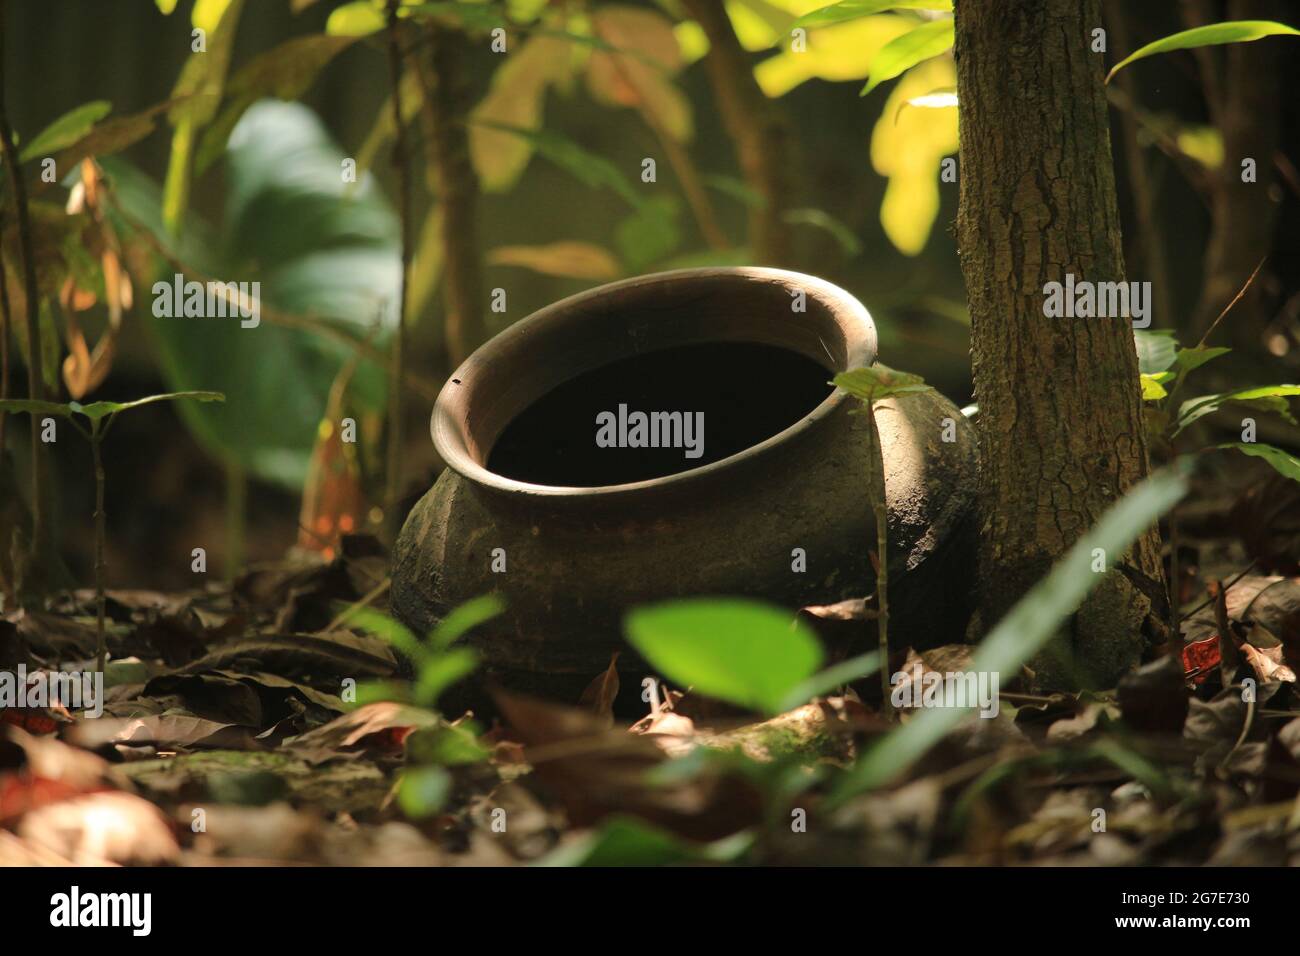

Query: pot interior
486 341 833 487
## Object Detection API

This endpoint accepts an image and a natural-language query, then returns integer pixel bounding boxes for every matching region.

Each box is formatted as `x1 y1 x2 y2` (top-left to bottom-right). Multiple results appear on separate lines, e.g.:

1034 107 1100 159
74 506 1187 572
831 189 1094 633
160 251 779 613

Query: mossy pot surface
393 267 977 707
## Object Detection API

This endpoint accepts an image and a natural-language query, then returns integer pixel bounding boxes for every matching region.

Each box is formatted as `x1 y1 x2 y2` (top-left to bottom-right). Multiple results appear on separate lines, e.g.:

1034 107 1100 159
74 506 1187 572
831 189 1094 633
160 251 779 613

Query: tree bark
680 0 798 267
954 0 1165 689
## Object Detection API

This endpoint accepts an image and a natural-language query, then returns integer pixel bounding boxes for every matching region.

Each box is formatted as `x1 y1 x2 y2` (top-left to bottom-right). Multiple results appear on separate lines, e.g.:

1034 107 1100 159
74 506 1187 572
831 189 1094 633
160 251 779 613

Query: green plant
832 365 932 710
346 595 503 818
0 391 224 671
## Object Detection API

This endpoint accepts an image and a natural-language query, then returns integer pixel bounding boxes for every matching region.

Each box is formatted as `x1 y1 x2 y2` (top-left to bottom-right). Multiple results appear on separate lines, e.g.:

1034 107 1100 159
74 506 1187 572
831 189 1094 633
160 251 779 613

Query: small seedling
0 391 224 672
832 365 933 711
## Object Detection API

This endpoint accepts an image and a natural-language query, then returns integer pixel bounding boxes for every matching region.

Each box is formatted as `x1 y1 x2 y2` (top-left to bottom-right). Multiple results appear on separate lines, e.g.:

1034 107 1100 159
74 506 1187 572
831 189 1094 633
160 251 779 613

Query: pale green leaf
1216 442 1300 483
793 0 951 32
19 101 112 162
1107 20 1300 83
860 17 953 95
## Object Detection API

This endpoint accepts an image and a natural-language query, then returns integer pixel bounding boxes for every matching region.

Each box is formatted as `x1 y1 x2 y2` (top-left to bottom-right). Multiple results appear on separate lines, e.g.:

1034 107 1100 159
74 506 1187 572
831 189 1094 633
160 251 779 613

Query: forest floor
2 461 1300 867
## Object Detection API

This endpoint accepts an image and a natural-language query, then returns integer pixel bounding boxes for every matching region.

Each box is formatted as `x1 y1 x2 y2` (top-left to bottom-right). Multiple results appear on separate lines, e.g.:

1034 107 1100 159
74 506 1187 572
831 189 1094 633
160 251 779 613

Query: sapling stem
90 421 107 674
865 399 890 712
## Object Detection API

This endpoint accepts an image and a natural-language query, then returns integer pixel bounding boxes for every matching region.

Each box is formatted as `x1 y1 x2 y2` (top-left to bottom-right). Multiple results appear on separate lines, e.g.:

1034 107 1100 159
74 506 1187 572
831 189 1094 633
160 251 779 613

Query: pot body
392 268 977 705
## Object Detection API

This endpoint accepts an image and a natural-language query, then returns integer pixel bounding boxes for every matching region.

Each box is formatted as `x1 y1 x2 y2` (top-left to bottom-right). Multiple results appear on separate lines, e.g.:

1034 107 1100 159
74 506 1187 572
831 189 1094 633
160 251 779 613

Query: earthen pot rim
431 267 878 501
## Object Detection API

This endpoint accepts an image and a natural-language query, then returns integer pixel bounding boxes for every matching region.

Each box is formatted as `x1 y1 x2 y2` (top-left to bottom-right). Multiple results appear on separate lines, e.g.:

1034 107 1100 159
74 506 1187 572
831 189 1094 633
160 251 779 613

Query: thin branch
384 0 412 544
1196 255 1266 350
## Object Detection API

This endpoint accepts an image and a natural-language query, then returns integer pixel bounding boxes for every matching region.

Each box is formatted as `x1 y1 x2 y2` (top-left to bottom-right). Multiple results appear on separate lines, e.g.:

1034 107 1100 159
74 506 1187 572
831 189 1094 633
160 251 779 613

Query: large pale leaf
1175 385 1300 435
1133 329 1178 374
869 57 956 254
1106 20 1299 83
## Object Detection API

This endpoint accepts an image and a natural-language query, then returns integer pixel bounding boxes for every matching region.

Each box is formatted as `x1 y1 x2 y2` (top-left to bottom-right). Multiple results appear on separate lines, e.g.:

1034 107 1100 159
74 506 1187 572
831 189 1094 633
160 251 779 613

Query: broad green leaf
1133 329 1178 374
1107 20 1300 83
429 594 507 650
397 765 451 819
831 462 1191 802
106 101 398 488
19 101 111 162
405 3 508 30
834 365 931 402
624 598 824 715
793 0 951 32
487 242 622 280
326 0 386 36
1175 384 1300 435
860 17 953 95
1217 442 1300 483
1140 374 1168 401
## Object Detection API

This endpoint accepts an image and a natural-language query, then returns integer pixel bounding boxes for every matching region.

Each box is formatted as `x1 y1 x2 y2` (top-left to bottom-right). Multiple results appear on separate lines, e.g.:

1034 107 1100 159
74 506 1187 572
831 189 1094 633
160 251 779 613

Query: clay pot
392 268 976 707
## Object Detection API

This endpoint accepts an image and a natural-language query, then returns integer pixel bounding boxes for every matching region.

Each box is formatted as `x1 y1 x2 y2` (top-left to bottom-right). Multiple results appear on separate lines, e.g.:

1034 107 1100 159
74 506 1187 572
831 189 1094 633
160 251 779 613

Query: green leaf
396 765 451 819
348 607 426 663
19 101 112 162
1106 20 1300 83
537 816 751 867
1175 384 1300 435
0 399 77 419
326 0 386 36
860 17 953 96
69 391 225 422
616 196 682 272
831 462 1191 802
1215 442 1300 483
624 598 824 715
1140 374 1168 401
428 594 507 651
405 723 490 765
1133 329 1178 374
413 648 479 707
792 0 952 32
1173 345 1230 375
833 365 931 402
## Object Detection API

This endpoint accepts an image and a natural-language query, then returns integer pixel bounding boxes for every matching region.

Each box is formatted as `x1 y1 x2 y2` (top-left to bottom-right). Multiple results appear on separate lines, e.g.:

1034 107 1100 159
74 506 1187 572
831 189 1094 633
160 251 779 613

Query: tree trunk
954 0 1165 689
